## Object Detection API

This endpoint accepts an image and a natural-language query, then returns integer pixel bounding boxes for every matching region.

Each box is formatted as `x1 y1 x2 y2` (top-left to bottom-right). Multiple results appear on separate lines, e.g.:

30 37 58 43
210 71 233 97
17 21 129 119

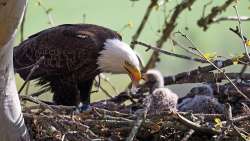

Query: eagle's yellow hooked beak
123 62 142 88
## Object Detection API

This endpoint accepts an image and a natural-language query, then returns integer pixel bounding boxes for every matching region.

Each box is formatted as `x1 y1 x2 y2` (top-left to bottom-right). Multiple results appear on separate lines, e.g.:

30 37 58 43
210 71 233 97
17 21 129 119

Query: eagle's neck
97 39 138 74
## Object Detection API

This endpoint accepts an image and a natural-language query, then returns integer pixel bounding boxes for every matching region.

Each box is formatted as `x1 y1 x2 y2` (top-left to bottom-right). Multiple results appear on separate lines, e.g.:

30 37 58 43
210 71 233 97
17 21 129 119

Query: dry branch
130 0 157 49
132 41 207 63
232 5 250 62
197 0 235 30
214 16 250 23
162 53 250 84
143 0 196 72
164 72 250 85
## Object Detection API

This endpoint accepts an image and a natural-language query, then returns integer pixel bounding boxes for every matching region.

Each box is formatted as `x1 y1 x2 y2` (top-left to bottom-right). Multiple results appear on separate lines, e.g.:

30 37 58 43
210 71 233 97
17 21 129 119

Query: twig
239 64 248 80
192 47 250 101
161 51 250 85
180 129 195 141
130 0 157 49
93 107 134 118
126 95 152 141
201 0 213 18
197 0 235 30
164 72 250 85
225 103 233 121
21 95 57 113
101 115 133 122
216 103 233 140
100 73 118 95
23 81 30 106
30 88 50 97
178 31 250 101
233 6 250 62
231 114 250 122
212 81 250 101
175 112 221 134
132 41 207 63
170 36 203 59
25 82 30 96
99 85 113 99
93 74 116 99
24 104 76 111
214 16 250 23
15 63 38 72
232 125 249 141
36 0 54 26
229 26 248 41
18 56 45 93
143 0 196 72
82 13 86 23
84 119 134 127
109 91 143 104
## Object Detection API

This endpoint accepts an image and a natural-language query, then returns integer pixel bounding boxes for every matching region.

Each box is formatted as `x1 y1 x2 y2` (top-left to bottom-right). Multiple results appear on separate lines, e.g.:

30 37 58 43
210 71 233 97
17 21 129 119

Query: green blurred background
15 0 250 102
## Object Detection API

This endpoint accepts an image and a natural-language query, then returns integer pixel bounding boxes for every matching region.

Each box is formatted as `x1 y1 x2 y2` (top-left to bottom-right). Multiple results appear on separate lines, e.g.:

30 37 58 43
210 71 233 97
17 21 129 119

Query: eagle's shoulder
27 24 122 47
60 24 122 41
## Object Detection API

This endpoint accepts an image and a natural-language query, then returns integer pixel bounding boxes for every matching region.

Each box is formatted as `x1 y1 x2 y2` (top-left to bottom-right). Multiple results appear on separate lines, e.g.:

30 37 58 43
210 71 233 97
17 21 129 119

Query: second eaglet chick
143 69 178 113
178 85 224 114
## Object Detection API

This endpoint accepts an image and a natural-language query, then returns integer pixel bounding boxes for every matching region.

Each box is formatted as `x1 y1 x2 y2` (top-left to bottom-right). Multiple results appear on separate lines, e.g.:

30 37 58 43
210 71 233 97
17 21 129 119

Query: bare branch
18 56 45 94
132 40 207 63
164 72 250 85
126 95 152 141
36 0 54 26
175 113 221 134
175 31 249 101
180 129 195 141
232 6 250 62
130 0 157 49
143 0 196 72
197 0 235 30
214 16 250 23
100 73 119 95
192 47 249 101
21 95 57 113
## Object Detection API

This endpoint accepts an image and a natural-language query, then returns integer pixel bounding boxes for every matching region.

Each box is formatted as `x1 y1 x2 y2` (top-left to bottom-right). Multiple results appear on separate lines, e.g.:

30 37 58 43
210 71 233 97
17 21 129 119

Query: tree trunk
0 0 30 140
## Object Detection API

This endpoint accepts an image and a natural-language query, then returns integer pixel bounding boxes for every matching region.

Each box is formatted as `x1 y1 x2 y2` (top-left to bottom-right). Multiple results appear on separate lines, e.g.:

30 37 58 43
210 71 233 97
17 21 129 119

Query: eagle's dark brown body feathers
14 24 122 106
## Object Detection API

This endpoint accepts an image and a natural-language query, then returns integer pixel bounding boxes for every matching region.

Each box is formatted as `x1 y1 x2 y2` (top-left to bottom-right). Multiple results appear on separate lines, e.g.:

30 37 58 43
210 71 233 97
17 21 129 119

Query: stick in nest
18 56 45 94
126 95 152 141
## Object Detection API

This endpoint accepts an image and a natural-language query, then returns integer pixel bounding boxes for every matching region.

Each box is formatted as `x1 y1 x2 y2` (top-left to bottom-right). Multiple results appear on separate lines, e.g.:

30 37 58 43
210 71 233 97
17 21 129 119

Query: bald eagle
14 24 141 106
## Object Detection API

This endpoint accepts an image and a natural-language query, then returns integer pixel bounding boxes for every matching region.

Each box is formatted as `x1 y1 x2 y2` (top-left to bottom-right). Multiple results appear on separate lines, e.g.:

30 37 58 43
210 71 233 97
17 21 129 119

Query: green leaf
203 52 217 61
214 117 222 130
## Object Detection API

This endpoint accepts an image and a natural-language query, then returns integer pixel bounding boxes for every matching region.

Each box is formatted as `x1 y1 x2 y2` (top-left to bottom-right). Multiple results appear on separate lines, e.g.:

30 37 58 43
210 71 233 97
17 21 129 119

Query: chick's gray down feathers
178 85 224 114
143 69 178 113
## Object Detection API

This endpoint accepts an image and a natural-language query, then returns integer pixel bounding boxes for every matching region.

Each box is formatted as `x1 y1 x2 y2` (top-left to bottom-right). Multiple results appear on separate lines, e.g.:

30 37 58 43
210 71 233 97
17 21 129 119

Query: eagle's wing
14 24 121 80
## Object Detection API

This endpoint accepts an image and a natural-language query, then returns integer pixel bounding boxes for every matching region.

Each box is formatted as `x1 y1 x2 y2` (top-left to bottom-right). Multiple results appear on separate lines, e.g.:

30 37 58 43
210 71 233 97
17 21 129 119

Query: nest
22 87 250 141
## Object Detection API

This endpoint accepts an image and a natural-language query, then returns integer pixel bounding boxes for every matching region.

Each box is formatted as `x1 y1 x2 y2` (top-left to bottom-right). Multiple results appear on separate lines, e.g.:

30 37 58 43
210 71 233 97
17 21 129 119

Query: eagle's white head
97 39 142 86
